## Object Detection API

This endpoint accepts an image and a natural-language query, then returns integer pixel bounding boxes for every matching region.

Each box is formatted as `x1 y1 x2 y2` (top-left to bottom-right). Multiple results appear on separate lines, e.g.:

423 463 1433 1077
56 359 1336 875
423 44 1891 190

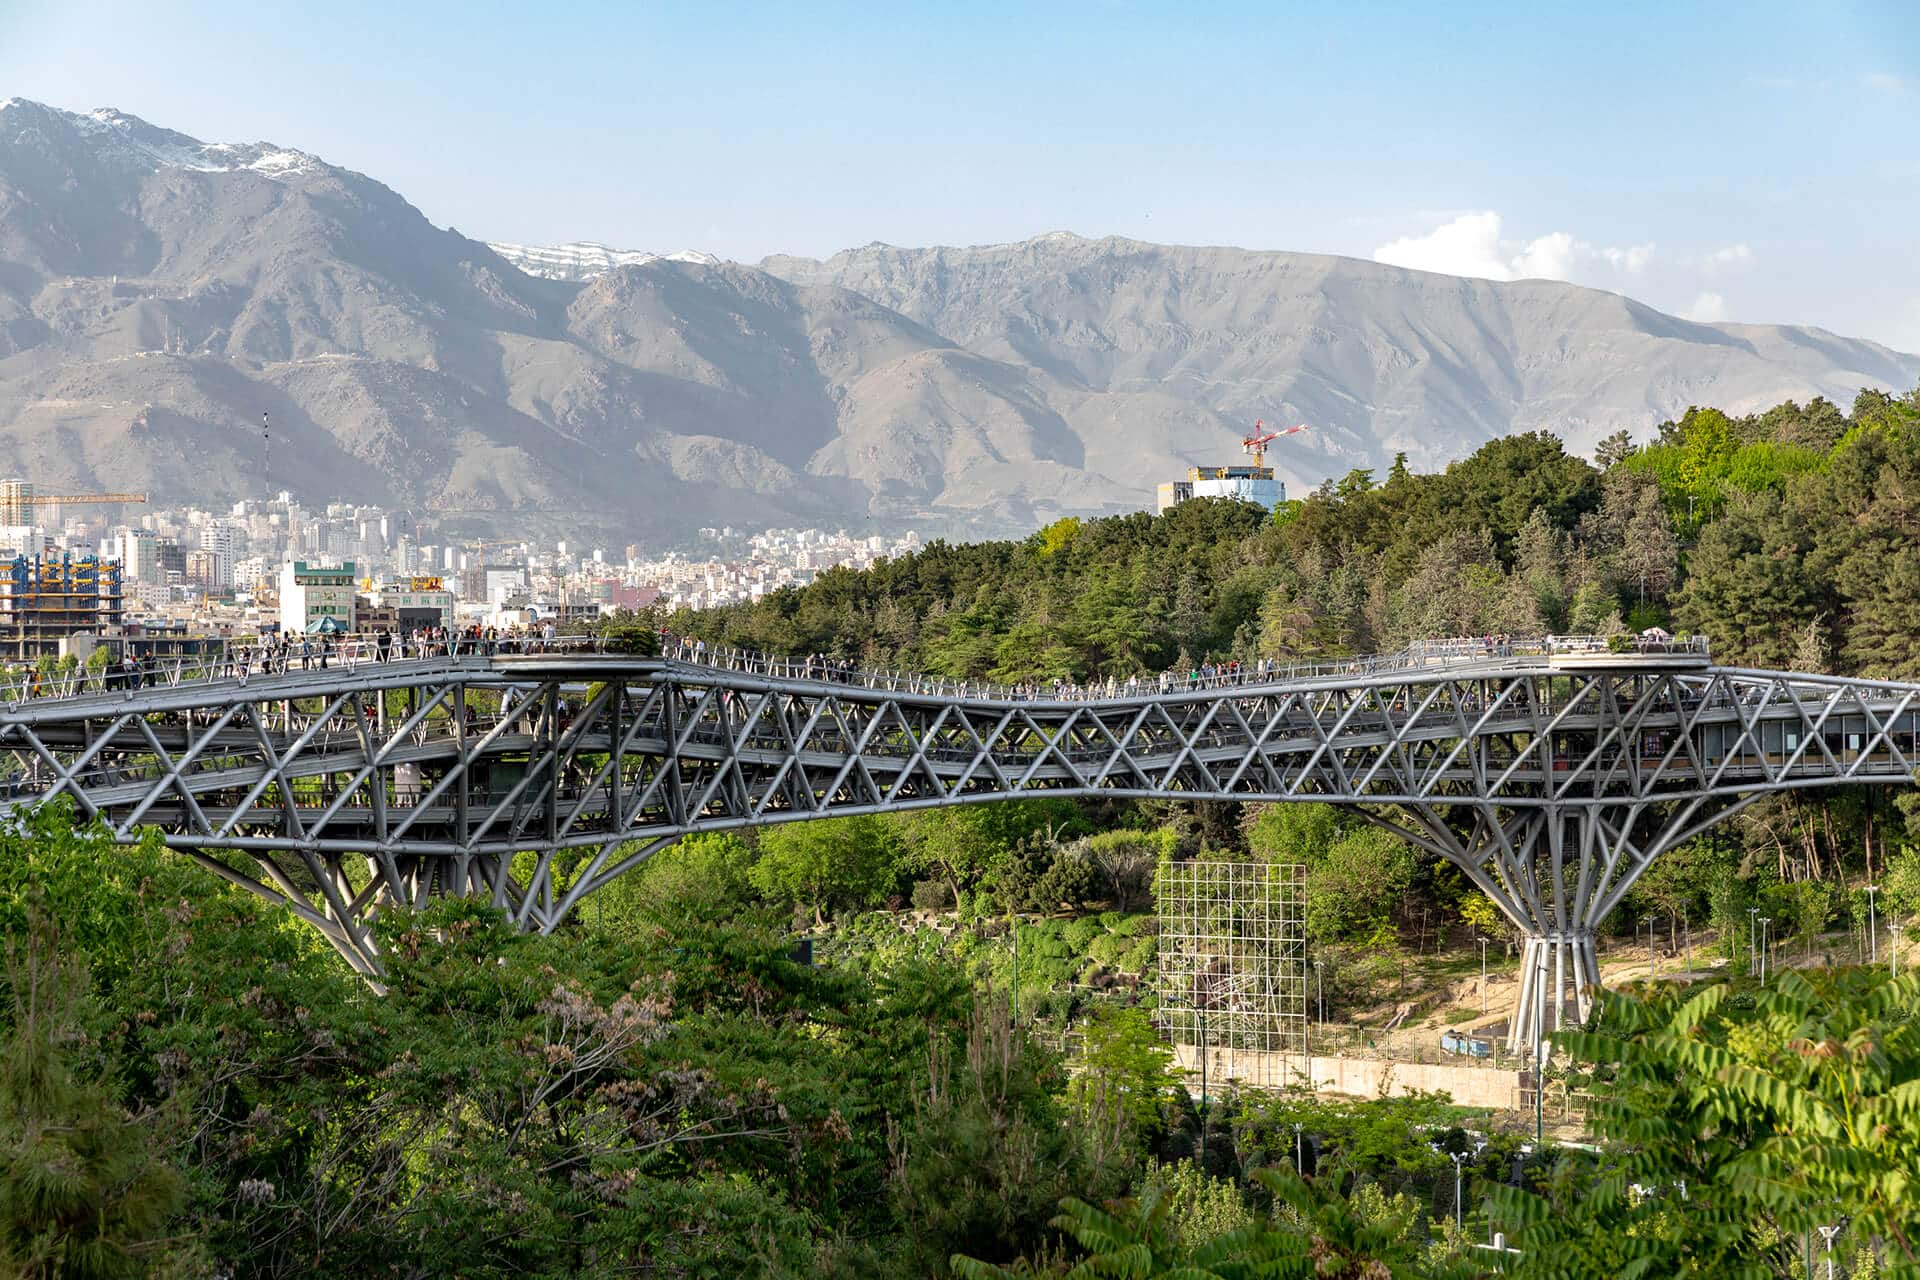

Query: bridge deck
0 631 1908 1039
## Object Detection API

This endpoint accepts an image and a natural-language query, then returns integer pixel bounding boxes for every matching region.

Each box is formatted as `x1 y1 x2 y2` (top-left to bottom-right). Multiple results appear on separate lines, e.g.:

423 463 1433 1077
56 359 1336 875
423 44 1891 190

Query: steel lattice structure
1158 860 1308 1088
4 643 1918 1044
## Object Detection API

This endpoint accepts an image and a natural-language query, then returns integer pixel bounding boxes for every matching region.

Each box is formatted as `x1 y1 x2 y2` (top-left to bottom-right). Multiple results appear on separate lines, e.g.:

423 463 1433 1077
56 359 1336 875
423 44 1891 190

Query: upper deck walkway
1 630 1713 715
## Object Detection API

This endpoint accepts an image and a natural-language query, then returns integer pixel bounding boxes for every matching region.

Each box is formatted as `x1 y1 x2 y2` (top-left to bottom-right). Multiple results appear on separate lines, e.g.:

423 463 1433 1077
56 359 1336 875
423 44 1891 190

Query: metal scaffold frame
2 637 1918 1039
1158 860 1308 1090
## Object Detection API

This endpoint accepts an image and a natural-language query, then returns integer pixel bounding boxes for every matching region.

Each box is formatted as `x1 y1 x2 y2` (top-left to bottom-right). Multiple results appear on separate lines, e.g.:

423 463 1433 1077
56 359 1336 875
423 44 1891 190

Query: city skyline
3 484 928 644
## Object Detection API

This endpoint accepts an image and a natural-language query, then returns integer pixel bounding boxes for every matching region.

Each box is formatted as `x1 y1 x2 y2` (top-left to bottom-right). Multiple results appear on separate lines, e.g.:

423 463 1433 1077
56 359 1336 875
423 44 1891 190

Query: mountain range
1 98 1914 543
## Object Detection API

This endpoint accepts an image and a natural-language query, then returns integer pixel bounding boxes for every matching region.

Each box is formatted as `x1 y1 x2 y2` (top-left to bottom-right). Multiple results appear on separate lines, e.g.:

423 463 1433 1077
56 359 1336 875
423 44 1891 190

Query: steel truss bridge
4 636 1918 1049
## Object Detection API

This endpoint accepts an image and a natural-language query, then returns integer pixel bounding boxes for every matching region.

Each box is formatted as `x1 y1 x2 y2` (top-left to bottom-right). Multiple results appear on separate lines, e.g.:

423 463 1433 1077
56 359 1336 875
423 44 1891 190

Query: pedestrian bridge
3 632 1913 1047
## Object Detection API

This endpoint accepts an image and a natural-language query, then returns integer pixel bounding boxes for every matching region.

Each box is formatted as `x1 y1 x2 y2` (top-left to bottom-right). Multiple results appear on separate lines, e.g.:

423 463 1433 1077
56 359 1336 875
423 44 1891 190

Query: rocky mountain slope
762 236 1920 495
1 99 1914 542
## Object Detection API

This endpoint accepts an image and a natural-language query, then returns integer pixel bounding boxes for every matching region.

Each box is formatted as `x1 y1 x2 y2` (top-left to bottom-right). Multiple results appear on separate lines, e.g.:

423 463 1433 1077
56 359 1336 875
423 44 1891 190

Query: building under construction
1155 421 1297 515
0 553 126 660
1156 464 1286 514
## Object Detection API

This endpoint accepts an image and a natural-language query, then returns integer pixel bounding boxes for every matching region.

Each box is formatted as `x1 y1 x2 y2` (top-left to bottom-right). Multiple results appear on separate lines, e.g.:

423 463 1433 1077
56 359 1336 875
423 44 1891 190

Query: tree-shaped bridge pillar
1380 796 1748 1054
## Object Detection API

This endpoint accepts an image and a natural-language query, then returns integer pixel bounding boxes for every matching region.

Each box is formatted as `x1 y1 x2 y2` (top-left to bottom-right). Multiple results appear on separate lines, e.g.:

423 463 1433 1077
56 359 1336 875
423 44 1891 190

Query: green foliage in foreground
1490 968 1920 1278
14 797 1920 1276
1 910 200 1279
0 805 1165 1277
953 1165 1483 1279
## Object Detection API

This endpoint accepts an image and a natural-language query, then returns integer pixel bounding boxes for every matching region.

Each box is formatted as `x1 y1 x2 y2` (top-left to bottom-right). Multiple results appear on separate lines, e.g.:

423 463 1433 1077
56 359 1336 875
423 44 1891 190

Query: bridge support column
1376 798 1746 1056
1511 930 1599 1057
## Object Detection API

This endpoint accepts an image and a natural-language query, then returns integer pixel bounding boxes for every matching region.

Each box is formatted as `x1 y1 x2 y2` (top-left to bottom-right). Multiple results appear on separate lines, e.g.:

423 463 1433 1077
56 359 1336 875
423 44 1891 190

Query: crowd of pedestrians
3 620 585 700
657 631 1309 702
7 628 1710 706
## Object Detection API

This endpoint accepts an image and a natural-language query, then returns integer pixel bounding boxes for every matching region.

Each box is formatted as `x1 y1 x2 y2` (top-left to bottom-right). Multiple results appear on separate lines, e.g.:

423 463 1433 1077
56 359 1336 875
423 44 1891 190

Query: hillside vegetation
675 386 1920 679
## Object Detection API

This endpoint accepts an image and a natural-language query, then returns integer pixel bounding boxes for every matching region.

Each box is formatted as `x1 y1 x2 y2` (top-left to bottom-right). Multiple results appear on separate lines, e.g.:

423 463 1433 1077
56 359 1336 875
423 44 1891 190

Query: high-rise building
185 549 220 591
1155 464 1285 514
278 561 357 633
366 576 454 630
198 519 240 590
120 529 160 583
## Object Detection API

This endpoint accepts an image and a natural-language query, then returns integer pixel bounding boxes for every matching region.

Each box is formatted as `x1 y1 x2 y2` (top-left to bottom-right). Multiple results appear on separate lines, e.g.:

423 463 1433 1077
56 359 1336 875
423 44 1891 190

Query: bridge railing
0 627 1712 710
653 632 1713 703
0 630 628 705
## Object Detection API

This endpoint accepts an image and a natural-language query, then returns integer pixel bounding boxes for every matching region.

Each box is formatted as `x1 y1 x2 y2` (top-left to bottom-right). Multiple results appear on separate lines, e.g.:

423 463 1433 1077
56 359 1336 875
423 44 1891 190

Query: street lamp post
1314 948 1325 1026
1196 1002 1209 1171
1818 1224 1842 1280
1451 1150 1469 1232
1866 884 1880 964
1294 1122 1305 1175
1477 936 1489 1016
1534 947 1549 1143
1749 907 1760 978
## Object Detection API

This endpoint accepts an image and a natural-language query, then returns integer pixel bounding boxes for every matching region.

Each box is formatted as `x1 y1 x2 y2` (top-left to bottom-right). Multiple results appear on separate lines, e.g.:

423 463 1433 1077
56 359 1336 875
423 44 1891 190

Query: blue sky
3 0 1917 349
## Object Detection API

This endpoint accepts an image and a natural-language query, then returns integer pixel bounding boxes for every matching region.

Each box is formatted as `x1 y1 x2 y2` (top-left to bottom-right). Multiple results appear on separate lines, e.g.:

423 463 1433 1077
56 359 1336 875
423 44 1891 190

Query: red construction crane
1241 420 1308 469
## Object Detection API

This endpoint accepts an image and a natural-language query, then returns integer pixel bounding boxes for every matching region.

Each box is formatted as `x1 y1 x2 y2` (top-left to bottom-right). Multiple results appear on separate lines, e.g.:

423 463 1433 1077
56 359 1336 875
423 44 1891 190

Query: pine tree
1514 508 1571 628
1595 428 1637 468
0 912 198 1279
1790 614 1831 674
1172 576 1210 661
1621 483 1679 602
1255 583 1316 660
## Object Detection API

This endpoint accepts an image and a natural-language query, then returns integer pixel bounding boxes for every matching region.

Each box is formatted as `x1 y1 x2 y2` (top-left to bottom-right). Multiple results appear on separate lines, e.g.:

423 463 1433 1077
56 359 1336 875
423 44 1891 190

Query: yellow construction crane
0 479 148 526
465 538 525 561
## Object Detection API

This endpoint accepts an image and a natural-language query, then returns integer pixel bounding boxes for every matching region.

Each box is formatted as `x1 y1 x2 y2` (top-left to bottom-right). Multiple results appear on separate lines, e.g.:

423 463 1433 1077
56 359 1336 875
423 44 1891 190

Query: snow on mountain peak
488 240 721 282
1 100 324 179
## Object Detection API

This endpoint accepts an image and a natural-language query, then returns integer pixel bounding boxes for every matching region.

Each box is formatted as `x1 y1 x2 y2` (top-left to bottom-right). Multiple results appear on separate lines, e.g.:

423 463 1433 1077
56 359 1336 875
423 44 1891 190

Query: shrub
911 878 956 911
1087 933 1130 967
1023 924 1072 961
1063 918 1106 951
1119 938 1158 974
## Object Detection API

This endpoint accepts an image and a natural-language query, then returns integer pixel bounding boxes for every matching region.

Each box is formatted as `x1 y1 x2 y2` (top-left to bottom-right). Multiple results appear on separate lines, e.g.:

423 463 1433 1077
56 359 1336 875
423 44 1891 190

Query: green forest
10 386 1920 1277
671 387 1920 680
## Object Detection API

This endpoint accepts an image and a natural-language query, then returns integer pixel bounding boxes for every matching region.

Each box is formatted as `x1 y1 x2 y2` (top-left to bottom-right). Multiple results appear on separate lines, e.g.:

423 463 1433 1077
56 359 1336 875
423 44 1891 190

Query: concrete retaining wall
1173 1045 1523 1110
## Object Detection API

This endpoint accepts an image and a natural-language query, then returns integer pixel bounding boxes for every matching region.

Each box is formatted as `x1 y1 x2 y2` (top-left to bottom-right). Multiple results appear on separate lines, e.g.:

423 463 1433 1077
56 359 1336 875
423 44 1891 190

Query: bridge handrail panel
3 629 1725 719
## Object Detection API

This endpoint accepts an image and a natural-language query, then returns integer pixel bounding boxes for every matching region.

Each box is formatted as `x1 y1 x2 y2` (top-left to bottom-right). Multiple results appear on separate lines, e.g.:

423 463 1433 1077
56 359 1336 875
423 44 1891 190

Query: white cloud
1372 211 1655 285
1601 244 1655 274
1373 211 1515 280
1511 231 1576 280
1683 292 1729 322
1700 243 1753 271
1864 72 1914 97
